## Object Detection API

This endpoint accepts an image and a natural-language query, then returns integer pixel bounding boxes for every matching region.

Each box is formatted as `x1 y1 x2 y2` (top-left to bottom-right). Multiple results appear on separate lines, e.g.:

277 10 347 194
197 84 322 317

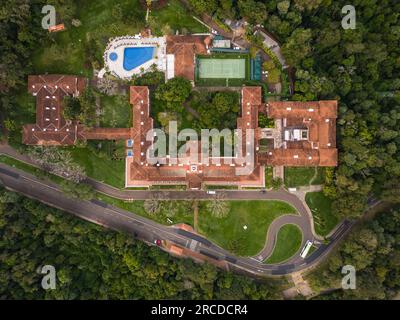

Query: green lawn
264 224 303 264
284 167 325 188
0 155 192 226
198 200 297 257
97 194 194 226
265 166 273 189
151 0 208 35
311 167 325 185
99 94 132 128
31 0 205 77
7 91 36 150
31 0 145 76
68 143 126 188
0 155 63 184
305 191 339 237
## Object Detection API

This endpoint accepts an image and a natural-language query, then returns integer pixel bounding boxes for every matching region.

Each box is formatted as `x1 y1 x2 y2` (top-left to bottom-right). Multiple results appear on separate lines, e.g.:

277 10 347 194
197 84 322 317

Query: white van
206 190 216 195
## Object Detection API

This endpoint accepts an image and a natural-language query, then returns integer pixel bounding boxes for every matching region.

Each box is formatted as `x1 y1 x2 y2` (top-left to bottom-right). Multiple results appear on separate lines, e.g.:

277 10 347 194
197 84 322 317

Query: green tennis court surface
198 58 246 79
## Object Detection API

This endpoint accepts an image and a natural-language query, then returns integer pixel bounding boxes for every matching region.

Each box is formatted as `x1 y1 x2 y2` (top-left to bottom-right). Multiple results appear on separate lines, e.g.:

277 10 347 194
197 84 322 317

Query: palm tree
206 193 230 218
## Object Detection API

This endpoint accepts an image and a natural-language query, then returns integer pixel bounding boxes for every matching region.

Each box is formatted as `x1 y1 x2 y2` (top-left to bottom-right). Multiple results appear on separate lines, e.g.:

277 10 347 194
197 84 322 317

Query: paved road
0 162 356 276
1 144 316 261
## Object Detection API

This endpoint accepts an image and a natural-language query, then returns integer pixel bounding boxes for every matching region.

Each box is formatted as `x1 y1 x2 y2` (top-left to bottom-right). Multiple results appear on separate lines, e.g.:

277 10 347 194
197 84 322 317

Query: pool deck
104 36 167 79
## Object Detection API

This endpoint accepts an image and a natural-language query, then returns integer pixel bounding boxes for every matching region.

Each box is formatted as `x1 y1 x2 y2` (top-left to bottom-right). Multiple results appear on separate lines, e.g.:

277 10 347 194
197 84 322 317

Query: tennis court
198 58 246 79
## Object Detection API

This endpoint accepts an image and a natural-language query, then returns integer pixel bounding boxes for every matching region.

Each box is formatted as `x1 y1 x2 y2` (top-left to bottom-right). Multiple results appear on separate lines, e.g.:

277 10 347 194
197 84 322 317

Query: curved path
0 144 348 274
0 161 359 277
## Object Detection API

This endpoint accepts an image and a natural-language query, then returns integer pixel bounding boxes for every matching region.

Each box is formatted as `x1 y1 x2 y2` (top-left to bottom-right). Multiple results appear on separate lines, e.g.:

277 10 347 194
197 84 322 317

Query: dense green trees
192 91 240 130
310 207 400 299
0 188 279 299
62 88 96 127
155 77 192 112
258 0 399 219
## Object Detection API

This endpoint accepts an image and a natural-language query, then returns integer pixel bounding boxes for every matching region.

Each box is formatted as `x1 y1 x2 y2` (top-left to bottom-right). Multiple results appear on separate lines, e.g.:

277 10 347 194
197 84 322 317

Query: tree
187 0 218 15
63 96 81 120
281 28 312 67
206 195 230 219
0 188 280 299
155 77 192 111
238 0 267 25
144 198 161 215
96 78 118 95
60 180 95 200
28 147 86 183
62 88 96 126
267 68 281 84
277 1 290 15
78 88 96 126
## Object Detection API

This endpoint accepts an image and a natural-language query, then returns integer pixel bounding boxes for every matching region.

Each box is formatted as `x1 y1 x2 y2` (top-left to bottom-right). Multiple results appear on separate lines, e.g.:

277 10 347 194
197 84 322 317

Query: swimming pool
123 47 155 71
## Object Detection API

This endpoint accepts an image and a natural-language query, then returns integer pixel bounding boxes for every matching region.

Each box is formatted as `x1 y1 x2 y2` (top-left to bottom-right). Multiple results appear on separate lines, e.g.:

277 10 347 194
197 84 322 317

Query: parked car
206 190 216 195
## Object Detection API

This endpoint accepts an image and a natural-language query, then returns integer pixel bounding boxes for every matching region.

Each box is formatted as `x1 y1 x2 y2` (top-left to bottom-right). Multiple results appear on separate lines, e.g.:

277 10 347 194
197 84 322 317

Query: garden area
197 200 297 257
68 140 126 188
264 224 303 264
284 167 325 188
99 94 132 128
97 194 195 226
31 0 206 77
305 191 339 237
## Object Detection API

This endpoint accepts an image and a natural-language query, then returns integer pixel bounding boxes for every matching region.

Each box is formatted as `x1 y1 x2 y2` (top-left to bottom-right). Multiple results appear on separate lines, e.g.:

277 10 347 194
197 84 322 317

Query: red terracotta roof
261 99 338 166
126 86 265 188
166 35 209 80
23 75 87 146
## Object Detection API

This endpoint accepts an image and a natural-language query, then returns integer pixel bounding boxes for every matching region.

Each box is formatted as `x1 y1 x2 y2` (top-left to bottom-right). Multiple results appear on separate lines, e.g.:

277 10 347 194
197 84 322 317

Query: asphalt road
0 144 315 261
0 162 355 276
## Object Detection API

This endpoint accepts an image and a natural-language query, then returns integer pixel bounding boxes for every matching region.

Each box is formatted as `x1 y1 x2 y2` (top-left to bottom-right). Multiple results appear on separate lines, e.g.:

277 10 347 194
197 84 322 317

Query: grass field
151 0 208 35
265 224 303 264
198 200 297 257
7 91 36 150
305 191 339 237
98 194 194 226
198 59 246 79
0 155 64 184
68 143 126 188
284 167 325 188
31 0 205 77
265 166 273 189
99 94 132 128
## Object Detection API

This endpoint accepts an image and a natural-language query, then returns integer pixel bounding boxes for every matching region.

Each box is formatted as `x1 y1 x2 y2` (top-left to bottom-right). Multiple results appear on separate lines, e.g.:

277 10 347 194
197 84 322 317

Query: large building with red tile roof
125 86 264 189
23 75 87 145
258 100 338 167
23 74 337 189
165 35 211 80
23 75 131 146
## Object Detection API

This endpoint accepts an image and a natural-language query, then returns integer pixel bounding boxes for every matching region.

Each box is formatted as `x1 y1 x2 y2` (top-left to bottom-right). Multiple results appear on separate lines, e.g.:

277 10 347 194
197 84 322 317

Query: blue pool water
109 52 118 61
123 47 155 71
